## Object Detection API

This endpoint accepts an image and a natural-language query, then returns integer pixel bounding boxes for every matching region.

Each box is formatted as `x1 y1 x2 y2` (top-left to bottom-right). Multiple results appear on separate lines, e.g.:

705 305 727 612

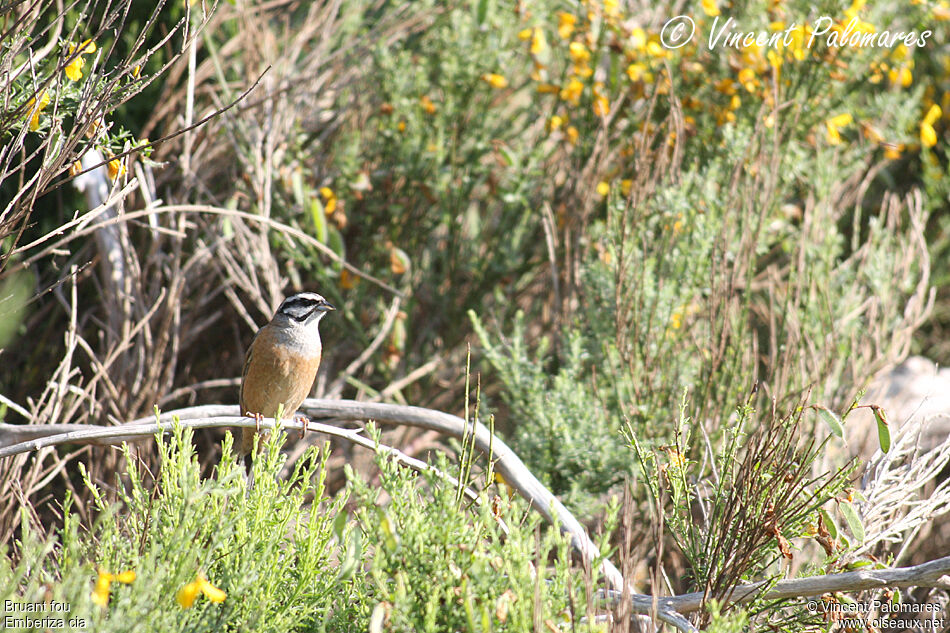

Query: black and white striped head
274 292 335 325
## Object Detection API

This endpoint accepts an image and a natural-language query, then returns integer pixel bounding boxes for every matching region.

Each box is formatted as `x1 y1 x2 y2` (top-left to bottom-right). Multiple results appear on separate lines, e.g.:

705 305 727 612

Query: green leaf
336 528 361 581
328 226 346 271
819 508 838 540
310 198 327 244
291 168 306 206
333 509 348 542
379 510 399 552
872 405 890 453
840 501 865 543
474 0 491 27
815 406 844 439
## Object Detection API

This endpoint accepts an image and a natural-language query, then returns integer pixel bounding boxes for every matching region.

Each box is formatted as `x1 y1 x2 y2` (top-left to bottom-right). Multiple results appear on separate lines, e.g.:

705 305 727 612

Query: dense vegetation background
1 0 949 630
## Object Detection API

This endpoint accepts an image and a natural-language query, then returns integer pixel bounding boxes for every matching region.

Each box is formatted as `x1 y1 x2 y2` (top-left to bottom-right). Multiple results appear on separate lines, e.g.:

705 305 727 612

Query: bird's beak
319 301 336 312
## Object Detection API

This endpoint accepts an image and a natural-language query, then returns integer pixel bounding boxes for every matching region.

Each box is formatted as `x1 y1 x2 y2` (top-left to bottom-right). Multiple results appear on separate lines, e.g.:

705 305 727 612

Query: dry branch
602 554 950 614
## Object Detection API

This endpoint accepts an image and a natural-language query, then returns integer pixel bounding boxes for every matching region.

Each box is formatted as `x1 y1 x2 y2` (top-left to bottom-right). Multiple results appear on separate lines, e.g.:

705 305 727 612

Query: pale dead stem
10 204 404 297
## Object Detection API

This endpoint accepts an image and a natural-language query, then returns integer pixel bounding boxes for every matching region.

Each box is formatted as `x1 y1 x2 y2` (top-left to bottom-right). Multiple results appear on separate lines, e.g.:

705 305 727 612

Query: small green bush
1 426 608 632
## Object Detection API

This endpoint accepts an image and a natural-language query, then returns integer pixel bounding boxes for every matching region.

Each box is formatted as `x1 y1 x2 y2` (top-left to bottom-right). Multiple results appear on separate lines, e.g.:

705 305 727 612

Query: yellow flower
177 572 226 609
737 67 757 92
530 27 547 56
702 0 720 16
107 158 125 181
115 570 136 584
786 25 809 60
518 28 533 40
557 12 576 39
569 42 590 64
560 78 584 105
934 1 950 20
767 49 782 71
825 113 853 145
646 40 668 58
397 120 406 132
481 73 508 89
176 582 200 609
714 78 737 96
573 63 593 78
92 569 112 606
620 179 632 196
923 103 942 126
625 63 653 83
593 94 609 117
92 567 135 607
319 186 338 215
629 27 647 52
549 114 564 130
921 104 942 148
566 125 579 144
889 66 912 87
65 61 82 82
65 39 97 81
536 83 559 94
27 91 51 131
596 181 609 196
419 95 437 115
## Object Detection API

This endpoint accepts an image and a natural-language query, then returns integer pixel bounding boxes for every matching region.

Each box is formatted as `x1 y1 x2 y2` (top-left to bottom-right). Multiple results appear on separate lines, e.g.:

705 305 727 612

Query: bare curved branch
602 554 950 613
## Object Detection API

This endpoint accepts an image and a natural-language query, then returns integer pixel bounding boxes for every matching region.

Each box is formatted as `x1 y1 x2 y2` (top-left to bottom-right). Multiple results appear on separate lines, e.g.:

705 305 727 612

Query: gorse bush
469 0 937 513
349 446 605 632
2 430 360 632
1 428 607 632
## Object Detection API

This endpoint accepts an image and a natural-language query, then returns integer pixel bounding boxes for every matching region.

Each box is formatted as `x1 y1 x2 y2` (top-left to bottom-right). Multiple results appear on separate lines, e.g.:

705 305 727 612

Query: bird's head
274 292 335 327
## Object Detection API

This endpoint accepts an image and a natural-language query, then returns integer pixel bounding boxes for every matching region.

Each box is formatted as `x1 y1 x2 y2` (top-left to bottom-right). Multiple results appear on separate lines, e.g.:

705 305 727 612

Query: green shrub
1 429 359 632
1 426 609 632
470 0 935 515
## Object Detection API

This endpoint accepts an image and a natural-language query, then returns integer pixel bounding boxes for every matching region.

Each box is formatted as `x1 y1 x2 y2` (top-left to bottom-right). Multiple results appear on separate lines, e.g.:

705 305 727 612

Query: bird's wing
239 328 261 414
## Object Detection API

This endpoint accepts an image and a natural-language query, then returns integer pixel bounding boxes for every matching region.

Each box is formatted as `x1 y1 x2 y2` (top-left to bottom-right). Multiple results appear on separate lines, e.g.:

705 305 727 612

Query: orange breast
240 327 322 420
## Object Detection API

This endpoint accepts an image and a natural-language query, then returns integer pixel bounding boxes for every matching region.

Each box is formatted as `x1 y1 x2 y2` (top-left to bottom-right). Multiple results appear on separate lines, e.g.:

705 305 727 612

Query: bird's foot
254 412 264 433
295 414 310 439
